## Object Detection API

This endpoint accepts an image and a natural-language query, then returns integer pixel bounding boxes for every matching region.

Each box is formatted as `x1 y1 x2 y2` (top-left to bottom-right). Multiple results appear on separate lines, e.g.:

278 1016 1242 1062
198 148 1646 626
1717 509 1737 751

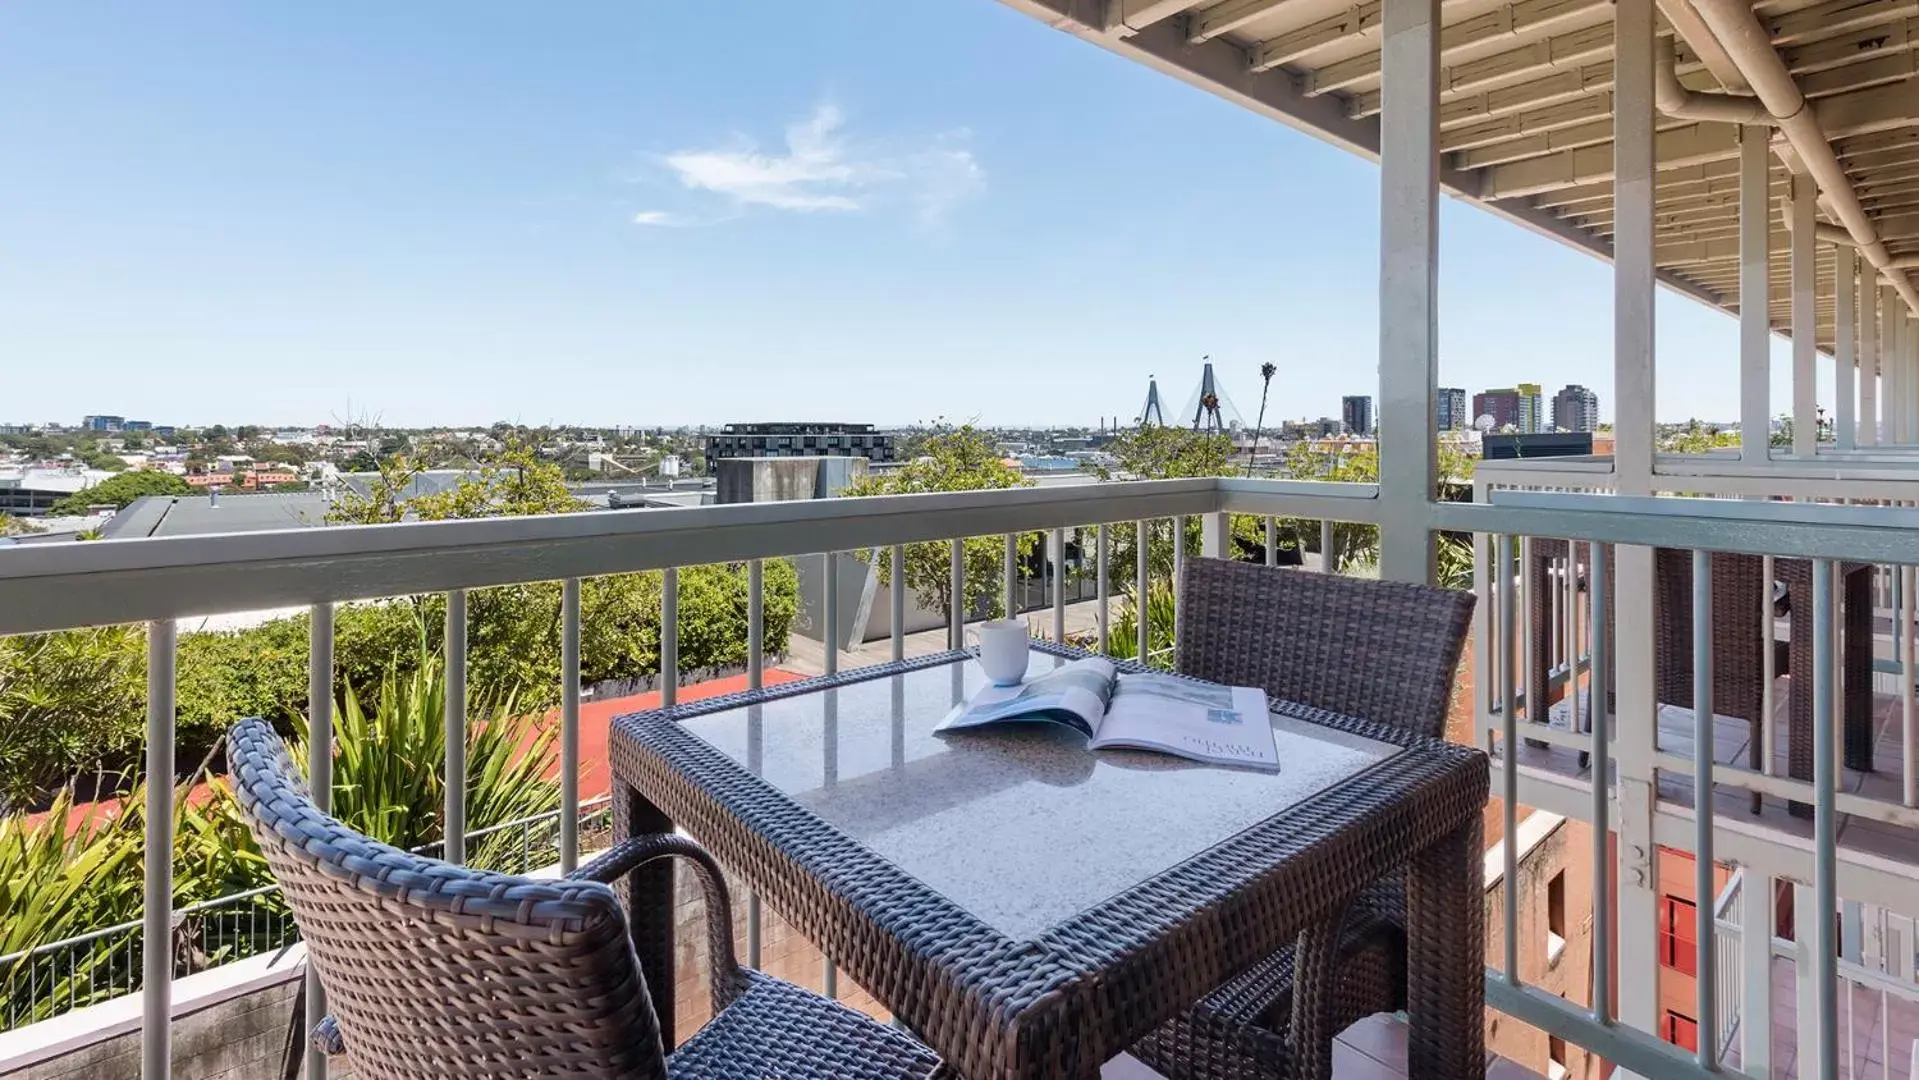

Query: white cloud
640 105 982 225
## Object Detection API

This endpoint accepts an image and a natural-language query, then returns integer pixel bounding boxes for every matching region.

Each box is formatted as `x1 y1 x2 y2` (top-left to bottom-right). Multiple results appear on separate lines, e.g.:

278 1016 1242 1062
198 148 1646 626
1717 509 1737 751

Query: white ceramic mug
969 618 1030 686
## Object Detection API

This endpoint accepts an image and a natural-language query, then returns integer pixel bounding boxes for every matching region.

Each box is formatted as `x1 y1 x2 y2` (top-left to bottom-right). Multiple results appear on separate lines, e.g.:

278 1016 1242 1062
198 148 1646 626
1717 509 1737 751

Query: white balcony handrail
16 475 1919 1080
0 478 1238 636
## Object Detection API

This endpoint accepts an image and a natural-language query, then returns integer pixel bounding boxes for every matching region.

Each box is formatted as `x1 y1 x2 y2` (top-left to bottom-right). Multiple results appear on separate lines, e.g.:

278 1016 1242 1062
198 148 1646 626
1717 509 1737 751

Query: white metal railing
1712 870 1744 1063
0 797 613 1033
8 476 1919 1079
1461 483 1919 1080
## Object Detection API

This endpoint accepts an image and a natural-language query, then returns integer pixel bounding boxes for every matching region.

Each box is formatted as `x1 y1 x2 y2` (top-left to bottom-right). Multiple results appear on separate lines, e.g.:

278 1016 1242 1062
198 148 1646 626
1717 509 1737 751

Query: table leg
615 776 680 1047
1406 818 1485 1078
1844 566 1874 774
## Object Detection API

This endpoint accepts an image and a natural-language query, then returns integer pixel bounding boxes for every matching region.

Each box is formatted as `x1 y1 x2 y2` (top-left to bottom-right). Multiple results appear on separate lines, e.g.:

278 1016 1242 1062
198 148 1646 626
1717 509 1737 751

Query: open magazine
935 656 1278 770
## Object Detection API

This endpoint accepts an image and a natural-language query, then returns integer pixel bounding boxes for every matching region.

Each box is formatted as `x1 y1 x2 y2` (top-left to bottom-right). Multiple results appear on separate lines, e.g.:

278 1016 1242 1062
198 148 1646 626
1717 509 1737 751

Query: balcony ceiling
1001 0 1919 358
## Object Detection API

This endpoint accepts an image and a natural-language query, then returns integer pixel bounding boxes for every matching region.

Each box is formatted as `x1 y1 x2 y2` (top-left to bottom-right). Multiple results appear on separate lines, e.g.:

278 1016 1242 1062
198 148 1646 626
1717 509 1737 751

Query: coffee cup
970 619 1030 686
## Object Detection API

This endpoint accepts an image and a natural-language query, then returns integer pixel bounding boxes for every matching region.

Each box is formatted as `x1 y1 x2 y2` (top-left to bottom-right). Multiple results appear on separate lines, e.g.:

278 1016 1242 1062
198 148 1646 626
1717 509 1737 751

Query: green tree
46 470 191 515
1091 425 1237 482
1661 419 1740 454
327 442 584 525
842 426 1035 621
0 628 148 812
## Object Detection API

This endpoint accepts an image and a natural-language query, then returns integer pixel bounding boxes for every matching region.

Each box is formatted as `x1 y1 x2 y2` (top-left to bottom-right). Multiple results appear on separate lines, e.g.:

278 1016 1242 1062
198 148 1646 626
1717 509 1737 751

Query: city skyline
2 3 1837 429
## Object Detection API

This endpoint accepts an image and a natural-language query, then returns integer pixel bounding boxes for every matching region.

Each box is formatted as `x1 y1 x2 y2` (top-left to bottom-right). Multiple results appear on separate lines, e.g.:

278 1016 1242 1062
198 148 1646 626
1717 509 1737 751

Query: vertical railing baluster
560 580 581 873
1589 544 1612 1025
306 602 333 1080
1763 554 1777 778
890 546 905 663
823 554 839 677
1563 550 1578 718
1320 519 1336 574
1052 527 1067 643
143 619 176 1080
1497 534 1518 984
1003 534 1017 620
661 568 679 706
1265 516 1277 566
1693 550 1717 1071
748 559 764 689
1813 559 1841 1079
949 539 964 650
1903 565 1916 808
1520 537 1537 738
1172 514 1187 604
1136 520 1150 663
1097 526 1111 654
444 591 467 864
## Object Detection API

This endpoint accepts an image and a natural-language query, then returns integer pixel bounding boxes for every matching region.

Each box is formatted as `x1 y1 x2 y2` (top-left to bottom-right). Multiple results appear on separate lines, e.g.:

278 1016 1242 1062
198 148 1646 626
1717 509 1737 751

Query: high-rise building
1473 388 1522 431
1341 395 1374 436
1437 387 1468 431
1517 383 1544 434
1552 384 1600 432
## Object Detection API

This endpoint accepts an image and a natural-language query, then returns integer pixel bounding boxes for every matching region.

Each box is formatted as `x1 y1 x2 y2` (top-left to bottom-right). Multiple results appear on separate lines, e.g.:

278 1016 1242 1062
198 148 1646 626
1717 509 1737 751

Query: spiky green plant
1105 581 1179 669
292 652 559 870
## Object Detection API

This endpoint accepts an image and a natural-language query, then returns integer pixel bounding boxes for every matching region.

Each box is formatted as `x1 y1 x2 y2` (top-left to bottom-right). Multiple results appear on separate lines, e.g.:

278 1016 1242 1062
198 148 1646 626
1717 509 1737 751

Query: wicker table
609 645 1489 1080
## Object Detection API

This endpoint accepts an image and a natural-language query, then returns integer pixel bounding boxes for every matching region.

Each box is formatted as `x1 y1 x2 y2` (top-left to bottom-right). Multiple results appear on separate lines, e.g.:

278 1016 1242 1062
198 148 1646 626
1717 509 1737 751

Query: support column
1908 313 1919 442
1790 175 1817 456
1739 126 1771 464
1837 246 1856 451
1376 0 1441 585
1862 267 1879 445
1739 874 1773 1077
1888 285 1905 445
1612 0 1662 1057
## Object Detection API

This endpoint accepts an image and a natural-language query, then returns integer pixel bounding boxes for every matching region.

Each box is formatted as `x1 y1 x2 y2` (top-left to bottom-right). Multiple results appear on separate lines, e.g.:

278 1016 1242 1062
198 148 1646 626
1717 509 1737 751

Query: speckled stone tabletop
677 649 1398 940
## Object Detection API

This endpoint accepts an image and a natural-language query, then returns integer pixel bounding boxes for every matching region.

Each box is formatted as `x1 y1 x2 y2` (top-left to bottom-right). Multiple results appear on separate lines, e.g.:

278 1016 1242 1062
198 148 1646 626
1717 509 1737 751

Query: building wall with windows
1437 387 1467 431
1474 390 1522 432
1483 815 1605 1079
1517 383 1544 434
704 423 896 473
1340 395 1374 436
1552 385 1600 433
1653 847 1735 1057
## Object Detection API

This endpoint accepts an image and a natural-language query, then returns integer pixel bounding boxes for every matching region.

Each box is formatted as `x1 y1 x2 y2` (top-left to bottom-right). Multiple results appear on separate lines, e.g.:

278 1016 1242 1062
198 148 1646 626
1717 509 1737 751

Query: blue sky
0 1 1821 429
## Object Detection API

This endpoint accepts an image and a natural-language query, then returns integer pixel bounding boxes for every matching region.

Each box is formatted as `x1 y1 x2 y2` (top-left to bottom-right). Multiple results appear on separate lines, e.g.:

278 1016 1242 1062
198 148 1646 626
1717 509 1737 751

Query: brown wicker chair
1129 558 1475 1080
227 717 942 1080
1528 542 1768 785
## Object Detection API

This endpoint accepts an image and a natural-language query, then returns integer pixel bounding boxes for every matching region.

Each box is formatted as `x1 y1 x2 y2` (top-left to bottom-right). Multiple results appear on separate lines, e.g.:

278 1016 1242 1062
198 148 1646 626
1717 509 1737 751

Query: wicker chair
1129 558 1476 1080
226 717 943 1080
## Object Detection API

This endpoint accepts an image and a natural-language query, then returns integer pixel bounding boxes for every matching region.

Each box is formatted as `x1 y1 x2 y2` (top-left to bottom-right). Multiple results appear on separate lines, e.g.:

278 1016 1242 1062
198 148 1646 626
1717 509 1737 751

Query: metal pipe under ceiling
1675 0 1919 317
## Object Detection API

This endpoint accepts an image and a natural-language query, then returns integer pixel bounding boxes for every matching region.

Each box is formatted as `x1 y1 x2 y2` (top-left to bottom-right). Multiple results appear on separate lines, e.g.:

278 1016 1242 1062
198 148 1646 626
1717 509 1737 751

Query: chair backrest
226 717 666 1080
1174 558 1476 739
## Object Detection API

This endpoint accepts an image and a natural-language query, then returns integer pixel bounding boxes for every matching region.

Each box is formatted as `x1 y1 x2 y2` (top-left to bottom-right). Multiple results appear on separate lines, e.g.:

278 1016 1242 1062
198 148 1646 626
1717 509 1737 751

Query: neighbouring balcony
5 471 1919 1079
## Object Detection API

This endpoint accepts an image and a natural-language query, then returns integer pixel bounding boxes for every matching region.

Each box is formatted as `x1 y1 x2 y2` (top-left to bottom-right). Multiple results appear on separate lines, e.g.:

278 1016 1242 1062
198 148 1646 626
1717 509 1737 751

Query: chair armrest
569 834 747 1011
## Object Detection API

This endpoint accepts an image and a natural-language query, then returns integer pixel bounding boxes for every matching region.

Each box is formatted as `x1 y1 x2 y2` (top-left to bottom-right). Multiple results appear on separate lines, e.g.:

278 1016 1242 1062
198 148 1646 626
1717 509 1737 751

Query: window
1663 1010 1699 1053
1546 870 1567 966
1660 896 1698 976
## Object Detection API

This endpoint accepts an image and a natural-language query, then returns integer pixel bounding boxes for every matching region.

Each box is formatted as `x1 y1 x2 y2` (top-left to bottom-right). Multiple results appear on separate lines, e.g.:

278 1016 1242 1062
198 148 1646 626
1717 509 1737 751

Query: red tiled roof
550 669 809 800
20 669 810 836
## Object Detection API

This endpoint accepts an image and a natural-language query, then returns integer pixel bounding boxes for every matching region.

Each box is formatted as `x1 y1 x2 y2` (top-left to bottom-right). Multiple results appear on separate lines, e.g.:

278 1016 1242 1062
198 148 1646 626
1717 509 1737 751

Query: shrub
0 628 146 813
290 651 559 867
2 562 799 814
45 470 189 515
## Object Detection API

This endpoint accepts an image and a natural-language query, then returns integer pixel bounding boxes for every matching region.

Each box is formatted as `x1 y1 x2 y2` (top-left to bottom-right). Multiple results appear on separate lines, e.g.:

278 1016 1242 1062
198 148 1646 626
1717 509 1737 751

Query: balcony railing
6 473 1919 1079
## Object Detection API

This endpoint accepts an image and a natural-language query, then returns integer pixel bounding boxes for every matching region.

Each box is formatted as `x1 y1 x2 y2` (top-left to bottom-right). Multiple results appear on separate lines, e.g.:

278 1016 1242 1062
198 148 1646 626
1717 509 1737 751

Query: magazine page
935 656 1118 738
1091 673 1278 770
